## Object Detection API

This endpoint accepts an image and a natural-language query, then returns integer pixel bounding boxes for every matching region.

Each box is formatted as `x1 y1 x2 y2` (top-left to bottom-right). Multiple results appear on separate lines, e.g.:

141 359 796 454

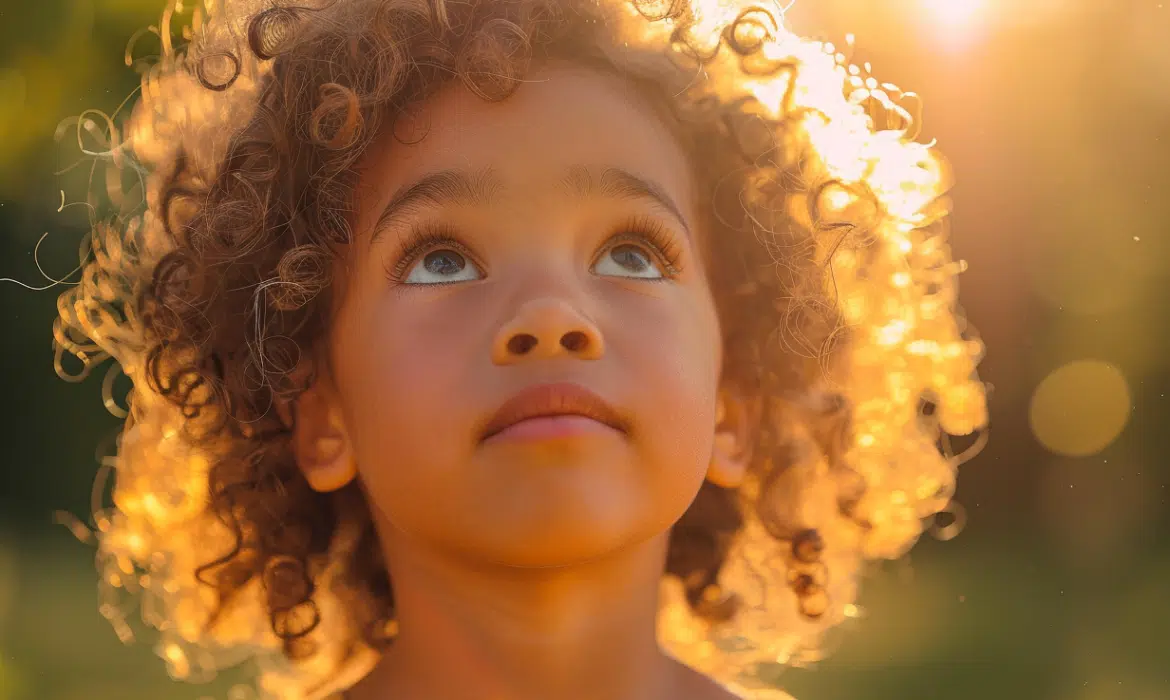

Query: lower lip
485 415 619 444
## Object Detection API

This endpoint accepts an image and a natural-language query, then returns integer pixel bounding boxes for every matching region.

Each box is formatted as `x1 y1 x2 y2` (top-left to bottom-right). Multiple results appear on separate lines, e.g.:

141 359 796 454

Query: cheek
614 284 722 481
328 274 723 550
332 292 482 497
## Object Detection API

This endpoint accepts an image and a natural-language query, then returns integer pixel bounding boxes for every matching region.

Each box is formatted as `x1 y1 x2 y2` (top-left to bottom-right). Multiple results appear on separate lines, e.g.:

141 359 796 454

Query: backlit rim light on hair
51 1 988 698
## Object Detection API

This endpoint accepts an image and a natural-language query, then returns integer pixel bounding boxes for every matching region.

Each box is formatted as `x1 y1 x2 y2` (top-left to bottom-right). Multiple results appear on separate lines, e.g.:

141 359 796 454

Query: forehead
355 63 698 223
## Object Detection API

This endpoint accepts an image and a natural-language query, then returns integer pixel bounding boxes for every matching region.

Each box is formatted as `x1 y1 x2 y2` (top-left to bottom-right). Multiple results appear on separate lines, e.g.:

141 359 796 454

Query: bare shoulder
672 660 746 700
698 679 745 700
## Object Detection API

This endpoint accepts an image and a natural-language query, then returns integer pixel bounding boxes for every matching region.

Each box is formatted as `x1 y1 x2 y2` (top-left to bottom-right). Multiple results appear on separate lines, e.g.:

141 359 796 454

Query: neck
354 529 683 700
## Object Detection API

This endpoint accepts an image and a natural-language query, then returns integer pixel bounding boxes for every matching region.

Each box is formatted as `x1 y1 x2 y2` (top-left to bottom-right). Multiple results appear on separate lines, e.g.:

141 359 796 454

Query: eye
403 248 483 285
593 242 664 279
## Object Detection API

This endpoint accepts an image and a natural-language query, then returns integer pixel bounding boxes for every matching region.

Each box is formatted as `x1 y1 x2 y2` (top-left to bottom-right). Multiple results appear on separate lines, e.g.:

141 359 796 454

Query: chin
373 439 708 569
474 521 663 569
455 469 701 569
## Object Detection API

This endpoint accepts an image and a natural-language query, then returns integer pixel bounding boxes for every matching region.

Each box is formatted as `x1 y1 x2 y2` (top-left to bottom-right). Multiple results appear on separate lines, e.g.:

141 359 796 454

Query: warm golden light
920 0 986 31
1030 360 1131 457
51 0 987 698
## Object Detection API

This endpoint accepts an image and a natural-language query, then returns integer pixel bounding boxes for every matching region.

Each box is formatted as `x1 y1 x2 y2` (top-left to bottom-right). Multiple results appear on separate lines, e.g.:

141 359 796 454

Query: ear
290 368 358 493
707 385 757 489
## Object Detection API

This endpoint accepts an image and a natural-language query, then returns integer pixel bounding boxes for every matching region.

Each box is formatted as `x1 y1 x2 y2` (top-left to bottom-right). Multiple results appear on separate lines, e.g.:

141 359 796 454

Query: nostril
561 330 588 353
507 334 538 355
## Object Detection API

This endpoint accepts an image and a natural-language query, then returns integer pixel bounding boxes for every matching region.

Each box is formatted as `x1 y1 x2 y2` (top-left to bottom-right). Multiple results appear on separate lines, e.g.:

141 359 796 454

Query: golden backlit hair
53 0 988 698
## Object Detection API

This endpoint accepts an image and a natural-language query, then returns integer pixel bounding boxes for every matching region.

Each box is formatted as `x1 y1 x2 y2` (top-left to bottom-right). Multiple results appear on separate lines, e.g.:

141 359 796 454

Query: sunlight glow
921 0 986 30
918 0 990 49
53 0 988 698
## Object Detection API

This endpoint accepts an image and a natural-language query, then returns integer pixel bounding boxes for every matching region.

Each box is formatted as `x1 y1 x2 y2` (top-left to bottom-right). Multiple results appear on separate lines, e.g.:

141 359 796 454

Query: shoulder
672 661 748 700
704 682 747 700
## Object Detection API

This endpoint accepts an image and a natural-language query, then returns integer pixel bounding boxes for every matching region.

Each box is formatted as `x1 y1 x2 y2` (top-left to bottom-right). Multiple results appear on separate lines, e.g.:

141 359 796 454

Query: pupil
613 245 648 272
424 250 464 276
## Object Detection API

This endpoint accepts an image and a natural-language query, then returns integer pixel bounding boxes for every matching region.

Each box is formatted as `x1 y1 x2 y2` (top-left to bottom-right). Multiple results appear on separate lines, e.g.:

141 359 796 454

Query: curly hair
52 0 988 697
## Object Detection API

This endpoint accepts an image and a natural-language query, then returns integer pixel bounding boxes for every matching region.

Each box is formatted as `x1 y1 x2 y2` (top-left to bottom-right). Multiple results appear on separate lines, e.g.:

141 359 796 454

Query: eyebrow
368 165 691 246
369 167 502 246
563 165 692 238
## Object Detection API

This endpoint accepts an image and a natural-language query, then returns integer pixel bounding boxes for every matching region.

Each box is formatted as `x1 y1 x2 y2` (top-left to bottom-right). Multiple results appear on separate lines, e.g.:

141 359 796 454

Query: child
52 0 988 698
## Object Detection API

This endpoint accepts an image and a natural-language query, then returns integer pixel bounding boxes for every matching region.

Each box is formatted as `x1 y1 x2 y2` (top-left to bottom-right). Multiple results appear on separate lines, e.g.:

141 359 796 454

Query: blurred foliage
0 1 160 197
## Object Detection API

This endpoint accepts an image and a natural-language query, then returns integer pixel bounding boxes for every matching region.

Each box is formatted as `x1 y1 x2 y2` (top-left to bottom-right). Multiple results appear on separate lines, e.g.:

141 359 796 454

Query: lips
480 382 629 442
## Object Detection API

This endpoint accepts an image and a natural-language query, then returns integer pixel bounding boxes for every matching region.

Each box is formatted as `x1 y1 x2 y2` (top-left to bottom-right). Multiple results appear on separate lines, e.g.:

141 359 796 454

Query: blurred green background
0 0 1167 699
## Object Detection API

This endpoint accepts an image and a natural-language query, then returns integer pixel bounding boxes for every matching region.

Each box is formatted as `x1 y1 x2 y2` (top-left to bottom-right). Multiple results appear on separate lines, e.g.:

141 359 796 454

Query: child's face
318 63 725 567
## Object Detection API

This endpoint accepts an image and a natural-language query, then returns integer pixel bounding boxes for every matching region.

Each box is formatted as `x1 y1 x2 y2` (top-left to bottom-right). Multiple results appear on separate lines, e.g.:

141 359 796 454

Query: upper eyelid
597 230 670 259
604 228 684 275
384 224 485 282
387 213 686 270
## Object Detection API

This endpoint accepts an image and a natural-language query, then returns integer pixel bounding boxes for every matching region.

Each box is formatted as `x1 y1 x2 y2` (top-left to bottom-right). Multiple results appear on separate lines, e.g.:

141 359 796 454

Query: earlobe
298 435 358 492
707 430 748 488
291 380 358 493
706 390 756 489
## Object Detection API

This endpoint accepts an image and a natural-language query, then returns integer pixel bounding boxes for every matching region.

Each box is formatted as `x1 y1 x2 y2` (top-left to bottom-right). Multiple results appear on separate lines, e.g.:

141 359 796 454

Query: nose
491 297 605 365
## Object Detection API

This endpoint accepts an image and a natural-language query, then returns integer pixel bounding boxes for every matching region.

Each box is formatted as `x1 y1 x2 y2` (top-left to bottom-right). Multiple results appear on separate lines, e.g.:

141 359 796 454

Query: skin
293 62 752 700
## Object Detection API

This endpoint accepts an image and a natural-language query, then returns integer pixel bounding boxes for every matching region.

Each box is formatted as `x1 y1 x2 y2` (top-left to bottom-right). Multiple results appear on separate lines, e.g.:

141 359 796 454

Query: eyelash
385 221 475 283
383 215 685 283
603 215 684 279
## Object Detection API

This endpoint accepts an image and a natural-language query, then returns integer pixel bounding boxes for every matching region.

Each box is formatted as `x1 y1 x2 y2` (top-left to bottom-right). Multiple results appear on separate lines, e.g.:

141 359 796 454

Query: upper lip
481 382 629 441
